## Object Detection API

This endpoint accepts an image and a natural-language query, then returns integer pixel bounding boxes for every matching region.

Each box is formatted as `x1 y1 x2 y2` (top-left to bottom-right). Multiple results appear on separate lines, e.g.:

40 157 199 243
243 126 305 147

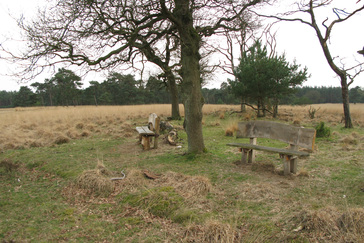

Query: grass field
1 104 363 242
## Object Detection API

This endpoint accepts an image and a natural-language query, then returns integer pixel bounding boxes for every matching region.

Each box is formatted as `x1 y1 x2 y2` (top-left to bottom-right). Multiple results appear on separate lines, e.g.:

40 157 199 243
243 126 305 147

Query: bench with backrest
227 120 316 175
136 113 160 150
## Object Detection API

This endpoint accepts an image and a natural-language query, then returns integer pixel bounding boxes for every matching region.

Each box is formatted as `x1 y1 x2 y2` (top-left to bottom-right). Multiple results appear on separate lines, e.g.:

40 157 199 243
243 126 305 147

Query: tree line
1 68 363 108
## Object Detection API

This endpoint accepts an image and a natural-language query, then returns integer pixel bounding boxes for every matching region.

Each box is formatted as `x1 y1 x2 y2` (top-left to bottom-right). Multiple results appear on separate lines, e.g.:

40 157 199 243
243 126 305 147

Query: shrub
308 106 320 119
315 122 331 138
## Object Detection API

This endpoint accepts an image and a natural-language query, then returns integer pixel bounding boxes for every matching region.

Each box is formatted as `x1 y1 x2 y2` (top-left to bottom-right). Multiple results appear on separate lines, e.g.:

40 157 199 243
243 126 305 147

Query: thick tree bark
167 74 181 120
175 0 205 153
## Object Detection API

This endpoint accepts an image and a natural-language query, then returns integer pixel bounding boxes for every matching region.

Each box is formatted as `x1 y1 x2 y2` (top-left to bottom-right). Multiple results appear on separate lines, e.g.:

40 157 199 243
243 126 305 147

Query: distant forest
1 72 363 108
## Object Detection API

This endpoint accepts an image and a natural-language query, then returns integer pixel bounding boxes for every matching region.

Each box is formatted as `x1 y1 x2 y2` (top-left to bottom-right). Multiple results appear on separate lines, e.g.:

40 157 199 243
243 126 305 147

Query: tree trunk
340 77 353 128
176 0 205 153
257 99 265 117
272 98 279 118
93 95 98 106
309 9 353 128
240 97 246 112
167 74 181 120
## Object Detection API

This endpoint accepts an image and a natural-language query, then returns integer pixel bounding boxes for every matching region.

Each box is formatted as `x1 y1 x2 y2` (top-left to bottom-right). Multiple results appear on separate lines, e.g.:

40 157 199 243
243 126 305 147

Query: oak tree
11 0 266 153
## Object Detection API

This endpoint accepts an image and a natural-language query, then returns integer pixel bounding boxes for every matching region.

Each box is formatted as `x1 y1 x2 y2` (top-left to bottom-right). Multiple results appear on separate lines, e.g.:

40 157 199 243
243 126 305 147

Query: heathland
1 104 363 242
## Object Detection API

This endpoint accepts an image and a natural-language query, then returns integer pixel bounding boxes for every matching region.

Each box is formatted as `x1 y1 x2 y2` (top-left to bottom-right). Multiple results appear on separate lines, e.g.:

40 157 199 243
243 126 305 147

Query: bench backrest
148 113 158 131
236 121 316 150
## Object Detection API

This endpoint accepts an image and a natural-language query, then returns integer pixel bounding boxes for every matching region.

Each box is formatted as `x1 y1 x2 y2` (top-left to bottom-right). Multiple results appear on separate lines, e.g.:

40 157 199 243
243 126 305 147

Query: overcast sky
0 0 363 92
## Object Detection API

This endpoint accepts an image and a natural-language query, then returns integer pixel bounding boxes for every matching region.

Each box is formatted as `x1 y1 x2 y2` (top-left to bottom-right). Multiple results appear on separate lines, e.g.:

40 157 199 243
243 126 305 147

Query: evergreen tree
231 40 308 117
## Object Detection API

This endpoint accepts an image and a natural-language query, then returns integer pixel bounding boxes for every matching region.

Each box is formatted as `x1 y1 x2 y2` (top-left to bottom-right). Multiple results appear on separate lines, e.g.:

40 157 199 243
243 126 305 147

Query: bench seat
227 121 316 175
136 126 155 136
227 143 310 157
136 113 160 150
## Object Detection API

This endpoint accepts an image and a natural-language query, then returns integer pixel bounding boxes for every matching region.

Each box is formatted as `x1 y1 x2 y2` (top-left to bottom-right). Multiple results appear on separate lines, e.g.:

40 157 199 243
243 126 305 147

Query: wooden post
283 155 291 175
142 136 150 150
249 137 257 163
289 144 298 174
241 149 249 164
290 157 298 174
154 117 160 149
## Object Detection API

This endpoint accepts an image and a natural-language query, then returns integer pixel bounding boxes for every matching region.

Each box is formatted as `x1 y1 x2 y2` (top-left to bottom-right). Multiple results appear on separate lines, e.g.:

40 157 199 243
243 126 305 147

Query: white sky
0 0 363 92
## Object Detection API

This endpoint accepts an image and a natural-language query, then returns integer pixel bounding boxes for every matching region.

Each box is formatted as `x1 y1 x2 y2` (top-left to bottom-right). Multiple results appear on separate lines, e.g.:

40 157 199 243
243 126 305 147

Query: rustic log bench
227 121 316 175
136 113 160 150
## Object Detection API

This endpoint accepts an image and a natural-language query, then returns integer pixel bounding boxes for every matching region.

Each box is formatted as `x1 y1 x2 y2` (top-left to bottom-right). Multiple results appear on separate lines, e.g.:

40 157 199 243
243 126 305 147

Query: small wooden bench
136 113 160 150
227 121 316 175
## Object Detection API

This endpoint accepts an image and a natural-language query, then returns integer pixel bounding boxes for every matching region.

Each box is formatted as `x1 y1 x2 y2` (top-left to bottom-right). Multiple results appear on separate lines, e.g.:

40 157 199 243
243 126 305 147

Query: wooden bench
136 113 161 150
227 121 316 175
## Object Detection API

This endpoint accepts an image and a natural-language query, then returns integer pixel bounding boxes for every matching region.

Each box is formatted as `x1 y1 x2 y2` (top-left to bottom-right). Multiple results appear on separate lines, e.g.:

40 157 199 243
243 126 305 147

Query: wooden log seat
136 113 160 150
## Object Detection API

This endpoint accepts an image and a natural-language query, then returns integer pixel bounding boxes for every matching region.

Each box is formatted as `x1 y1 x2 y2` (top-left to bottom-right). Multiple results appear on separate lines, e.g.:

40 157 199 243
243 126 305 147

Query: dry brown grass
118 168 149 192
0 104 242 151
222 117 240 137
185 220 240 242
76 160 115 195
292 207 364 242
0 104 363 152
156 171 212 198
279 104 364 126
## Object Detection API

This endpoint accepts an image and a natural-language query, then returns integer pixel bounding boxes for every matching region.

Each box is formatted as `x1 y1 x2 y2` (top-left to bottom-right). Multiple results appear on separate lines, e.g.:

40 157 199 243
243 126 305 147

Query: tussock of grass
75 160 115 195
340 135 358 145
351 132 360 138
292 207 364 242
156 171 212 198
53 134 71 145
223 118 239 137
28 140 44 148
295 207 340 234
219 112 225 119
185 220 240 242
292 119 301 126
66 128 80 139
119 169 149 192
124 186 184 219
297 168 309 177
76 169 114 195
0 158 19 172
225 128 235 137
338 208 364 235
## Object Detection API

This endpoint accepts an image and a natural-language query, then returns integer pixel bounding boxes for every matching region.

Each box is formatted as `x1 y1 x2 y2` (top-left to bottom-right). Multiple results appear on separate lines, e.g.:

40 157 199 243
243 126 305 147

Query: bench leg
141 136 150 150
249 138 257 163
283 155 291 175
240 148 254 164
241 149 248 164
248 149 254 163
288 144 298 174
290 157 297 174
